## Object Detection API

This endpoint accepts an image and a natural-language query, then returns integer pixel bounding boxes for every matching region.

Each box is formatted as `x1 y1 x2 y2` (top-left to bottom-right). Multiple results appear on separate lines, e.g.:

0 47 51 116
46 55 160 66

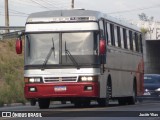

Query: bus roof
27 9 140 32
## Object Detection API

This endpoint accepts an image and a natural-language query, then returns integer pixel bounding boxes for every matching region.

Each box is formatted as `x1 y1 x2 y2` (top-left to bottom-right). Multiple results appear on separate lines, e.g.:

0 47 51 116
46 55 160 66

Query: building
132 21 160 74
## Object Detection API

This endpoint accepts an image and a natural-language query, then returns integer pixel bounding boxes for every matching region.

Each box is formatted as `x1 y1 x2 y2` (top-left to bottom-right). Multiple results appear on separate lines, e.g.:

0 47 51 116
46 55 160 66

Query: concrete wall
144 40 160 74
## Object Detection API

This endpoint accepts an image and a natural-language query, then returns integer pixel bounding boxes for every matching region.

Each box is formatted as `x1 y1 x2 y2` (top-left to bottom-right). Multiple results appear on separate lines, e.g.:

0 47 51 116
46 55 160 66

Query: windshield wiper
42 38 55 70
65 41 80 69
26 35 31 56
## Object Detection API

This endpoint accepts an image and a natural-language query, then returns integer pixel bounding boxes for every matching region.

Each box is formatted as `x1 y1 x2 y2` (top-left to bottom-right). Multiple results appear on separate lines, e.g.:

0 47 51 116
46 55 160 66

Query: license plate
54 86 67 91
143 92 151 96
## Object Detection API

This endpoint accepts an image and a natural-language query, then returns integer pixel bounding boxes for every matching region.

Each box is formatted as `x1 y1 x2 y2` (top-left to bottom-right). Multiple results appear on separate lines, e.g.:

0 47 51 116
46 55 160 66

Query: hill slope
0 39 25 106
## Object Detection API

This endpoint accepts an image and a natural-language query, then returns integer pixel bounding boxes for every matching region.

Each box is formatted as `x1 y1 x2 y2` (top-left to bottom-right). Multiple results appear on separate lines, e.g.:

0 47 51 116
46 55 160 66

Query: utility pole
71 0 74 9
5 0 9 33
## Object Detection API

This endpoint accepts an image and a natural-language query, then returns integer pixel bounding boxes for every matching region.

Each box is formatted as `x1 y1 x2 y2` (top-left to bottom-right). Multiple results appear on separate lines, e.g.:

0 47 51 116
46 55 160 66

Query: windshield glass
25 32 99 66
25 33 59 65
144 75 160 84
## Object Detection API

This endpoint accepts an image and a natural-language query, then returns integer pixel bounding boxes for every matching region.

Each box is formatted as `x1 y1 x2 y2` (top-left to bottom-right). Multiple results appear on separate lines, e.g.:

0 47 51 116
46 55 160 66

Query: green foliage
0 40 26 106
141 28 149 34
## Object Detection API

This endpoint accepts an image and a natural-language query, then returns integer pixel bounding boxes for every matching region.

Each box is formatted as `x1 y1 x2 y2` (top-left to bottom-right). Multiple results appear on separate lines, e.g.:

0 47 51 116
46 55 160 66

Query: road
0 101 160 120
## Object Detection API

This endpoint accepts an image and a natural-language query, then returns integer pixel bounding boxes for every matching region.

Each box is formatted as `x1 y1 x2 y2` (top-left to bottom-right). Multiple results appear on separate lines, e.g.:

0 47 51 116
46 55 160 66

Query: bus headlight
79 76 98 82
25 77 42 84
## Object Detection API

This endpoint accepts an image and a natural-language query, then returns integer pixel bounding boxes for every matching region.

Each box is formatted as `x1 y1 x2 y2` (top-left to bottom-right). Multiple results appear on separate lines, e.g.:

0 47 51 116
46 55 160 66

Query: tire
61 101 66 104
74 100 90 108
74 101 82 108
82 100 90 107
118 98 127 105
98 81 111 107
30 100 36 106
127 83 136 105
118 82 136 105
38 98 50 109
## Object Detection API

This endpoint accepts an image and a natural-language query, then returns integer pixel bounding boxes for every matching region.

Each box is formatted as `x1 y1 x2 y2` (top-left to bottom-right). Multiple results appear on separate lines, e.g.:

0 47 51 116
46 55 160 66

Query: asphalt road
0 100 160 120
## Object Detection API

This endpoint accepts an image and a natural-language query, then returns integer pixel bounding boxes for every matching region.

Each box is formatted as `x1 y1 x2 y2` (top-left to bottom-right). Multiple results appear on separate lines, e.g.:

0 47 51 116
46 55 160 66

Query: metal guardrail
0 30 25 40
0 26 25 40
0 26 25 30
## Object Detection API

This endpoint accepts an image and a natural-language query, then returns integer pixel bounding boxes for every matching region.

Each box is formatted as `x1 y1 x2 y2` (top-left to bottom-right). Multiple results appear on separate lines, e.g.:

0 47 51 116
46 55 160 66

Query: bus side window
105 22 108 44
114 25 118 47
117 26 121 48
110 23 115 46
135 33 139 52
120 27 124 48
129 30 133 50
107 23 111 45
127 30 130 50
99 20 105 37
133 32 136 51
139 34 143 53
123 28 127 49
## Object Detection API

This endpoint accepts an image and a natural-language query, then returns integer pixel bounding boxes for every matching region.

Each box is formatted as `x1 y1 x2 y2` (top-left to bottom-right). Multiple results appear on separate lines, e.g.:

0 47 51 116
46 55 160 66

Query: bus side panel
102 46 142 98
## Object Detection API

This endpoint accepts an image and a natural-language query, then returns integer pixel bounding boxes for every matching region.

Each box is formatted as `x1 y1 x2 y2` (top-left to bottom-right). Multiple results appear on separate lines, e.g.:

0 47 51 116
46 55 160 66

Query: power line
38 0 59 9
0 13 28 17
30 0 52 10
0 5 29 15
107 4 160 14
37 0 70 9
11 0 40 7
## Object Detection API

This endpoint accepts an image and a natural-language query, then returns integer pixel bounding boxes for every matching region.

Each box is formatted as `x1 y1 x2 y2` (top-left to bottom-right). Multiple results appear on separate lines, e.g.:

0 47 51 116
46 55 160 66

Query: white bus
16 9 144 109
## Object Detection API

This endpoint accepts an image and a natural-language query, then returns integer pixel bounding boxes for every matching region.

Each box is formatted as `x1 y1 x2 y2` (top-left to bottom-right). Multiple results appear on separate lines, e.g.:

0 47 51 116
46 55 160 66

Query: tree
138 13 154 22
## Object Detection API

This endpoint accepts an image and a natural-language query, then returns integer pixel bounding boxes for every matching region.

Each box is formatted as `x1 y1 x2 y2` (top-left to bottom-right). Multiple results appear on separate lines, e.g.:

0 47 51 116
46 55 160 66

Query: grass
0 38 26 106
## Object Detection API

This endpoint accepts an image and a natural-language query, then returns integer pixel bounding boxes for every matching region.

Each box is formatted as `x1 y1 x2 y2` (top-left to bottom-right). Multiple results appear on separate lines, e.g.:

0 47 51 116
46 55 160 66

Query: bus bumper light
84 86 93 91
29 87 37 92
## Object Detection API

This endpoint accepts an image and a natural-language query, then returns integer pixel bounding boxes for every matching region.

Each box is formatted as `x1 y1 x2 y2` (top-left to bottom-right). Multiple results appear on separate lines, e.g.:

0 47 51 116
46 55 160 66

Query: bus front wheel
30 99 36 106
98 81 111 107
38 98 50 109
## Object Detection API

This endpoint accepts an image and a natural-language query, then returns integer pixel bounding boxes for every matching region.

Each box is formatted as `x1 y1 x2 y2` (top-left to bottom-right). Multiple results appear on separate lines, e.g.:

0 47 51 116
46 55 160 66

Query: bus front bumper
24 82 99 99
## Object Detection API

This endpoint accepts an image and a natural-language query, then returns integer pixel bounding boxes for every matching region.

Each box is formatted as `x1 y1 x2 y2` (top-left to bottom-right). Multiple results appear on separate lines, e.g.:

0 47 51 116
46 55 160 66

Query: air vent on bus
44 77 77 83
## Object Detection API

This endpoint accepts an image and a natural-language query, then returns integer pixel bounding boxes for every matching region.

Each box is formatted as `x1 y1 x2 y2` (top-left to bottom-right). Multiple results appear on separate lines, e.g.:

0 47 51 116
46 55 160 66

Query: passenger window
139 34 143 53
110 24 115 46
135 33 139 52
120 28 124 48
105 22 108 44
132 32 136 51
114 25 118 47
129 30 133 50
107 23 111 45
127 30 130 49
117 26 121 47
99 20 104 37
123 28 127 49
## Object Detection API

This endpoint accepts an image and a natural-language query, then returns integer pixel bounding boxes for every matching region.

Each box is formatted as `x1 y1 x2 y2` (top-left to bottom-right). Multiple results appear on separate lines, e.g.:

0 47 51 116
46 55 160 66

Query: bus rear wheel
118 98 127 105
127 83 136 105
38 98 50 109
118 82 136 105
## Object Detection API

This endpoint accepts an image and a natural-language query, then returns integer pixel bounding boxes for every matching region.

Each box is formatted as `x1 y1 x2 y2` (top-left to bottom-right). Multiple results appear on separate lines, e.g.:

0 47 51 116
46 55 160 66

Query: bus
16 9 144 109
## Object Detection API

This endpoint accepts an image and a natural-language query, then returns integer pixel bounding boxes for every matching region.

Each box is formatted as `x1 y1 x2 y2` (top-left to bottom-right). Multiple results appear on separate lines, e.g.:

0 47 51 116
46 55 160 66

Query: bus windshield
25 32 99 67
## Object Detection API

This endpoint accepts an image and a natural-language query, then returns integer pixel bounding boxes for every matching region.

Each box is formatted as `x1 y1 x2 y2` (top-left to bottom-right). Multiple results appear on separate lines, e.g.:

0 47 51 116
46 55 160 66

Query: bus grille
44 77 77 83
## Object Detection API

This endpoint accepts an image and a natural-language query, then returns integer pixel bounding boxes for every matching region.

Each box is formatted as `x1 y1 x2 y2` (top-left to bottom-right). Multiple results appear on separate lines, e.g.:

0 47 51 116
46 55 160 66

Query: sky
0 0 160 26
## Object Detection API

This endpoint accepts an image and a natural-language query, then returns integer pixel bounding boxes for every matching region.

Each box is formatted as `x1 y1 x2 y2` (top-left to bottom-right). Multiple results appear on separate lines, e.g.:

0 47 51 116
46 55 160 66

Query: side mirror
16 38 22 54
99 38 106 55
